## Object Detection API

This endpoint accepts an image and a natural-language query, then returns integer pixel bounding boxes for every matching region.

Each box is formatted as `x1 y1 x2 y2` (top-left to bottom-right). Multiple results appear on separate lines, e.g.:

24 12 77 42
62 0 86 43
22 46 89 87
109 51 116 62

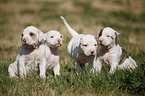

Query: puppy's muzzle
99 39 104 45
55 38 63 46
57 39 61 43
90 50 95 55
99 40 102 44
22 38 28 45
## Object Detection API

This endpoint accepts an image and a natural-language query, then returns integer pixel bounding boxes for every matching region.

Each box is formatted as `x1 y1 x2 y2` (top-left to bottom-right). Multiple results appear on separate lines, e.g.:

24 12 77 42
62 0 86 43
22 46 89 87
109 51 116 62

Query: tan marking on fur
119 49 129 64
30 32 37 40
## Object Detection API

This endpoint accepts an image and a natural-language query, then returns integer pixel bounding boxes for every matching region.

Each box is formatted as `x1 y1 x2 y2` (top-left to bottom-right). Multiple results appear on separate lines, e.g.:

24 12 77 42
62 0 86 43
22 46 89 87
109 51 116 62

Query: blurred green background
0 0 145 59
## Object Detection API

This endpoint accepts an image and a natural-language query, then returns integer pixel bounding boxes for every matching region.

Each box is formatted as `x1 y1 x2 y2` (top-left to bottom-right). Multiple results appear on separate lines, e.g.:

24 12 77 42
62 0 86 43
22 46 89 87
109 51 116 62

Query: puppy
44 30 63 77
96 27 138 74
61 16 98 74
8 26 46 78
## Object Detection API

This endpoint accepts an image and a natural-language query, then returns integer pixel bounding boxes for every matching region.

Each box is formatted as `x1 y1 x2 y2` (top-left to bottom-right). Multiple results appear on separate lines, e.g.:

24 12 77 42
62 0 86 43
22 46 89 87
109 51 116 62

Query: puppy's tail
60 16 79 36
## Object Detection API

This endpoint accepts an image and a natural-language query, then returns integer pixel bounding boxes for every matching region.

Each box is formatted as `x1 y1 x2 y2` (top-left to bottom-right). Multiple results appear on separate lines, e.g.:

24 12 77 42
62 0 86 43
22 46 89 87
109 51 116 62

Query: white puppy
61 16 98 74
96 27 138 74
8 26 46 78
44 30 63 77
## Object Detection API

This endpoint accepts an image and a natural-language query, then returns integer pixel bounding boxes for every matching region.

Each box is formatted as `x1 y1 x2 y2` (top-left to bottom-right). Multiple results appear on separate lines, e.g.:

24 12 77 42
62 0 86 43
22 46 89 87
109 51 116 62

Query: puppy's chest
77 54 94 63
46 54 59 64
99 51 113 64
24 50 40 61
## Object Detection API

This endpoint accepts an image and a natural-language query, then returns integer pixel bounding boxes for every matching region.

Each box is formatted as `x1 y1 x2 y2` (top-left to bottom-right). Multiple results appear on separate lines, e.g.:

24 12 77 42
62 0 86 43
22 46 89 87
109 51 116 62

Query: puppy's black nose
99 40 102 44
57 39 61 43
90 50 94 55
23 39 26 42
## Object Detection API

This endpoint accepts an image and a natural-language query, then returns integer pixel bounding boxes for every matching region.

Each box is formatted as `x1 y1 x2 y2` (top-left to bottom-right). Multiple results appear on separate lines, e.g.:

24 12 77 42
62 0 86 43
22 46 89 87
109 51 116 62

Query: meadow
0 0 145 95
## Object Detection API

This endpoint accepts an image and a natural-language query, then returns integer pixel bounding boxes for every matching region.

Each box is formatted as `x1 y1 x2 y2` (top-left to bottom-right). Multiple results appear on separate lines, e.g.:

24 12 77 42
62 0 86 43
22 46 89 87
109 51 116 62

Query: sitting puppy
8 26 46 78
44 30 63 77
61 16 98 74
96 27 138 74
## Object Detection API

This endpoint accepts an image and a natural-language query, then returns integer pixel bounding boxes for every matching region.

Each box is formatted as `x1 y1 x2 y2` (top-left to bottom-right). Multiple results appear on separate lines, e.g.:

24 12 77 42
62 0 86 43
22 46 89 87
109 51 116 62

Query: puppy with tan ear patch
61 16 98 74
96 27 138 74
8 26 46 78
44 30 63 77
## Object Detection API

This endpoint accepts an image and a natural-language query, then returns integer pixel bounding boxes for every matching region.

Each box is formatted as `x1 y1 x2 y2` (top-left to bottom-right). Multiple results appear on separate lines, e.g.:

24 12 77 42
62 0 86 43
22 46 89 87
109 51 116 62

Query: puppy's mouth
49 43 62 49
99 43 107 46
84 52 95 56
22 43 35 49
99 42 108 47
55 43 62 47
99 42 105 46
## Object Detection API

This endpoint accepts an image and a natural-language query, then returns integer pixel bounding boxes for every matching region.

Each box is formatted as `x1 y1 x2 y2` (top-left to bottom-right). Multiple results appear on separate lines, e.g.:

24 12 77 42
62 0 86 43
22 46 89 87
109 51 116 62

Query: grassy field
0 0 145 95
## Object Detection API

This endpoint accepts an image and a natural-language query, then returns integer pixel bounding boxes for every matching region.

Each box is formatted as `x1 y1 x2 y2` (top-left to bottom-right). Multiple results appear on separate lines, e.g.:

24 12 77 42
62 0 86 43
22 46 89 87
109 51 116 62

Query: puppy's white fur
61 16 98 74
8 26 46 78
44 30 63 77
96 27 137 74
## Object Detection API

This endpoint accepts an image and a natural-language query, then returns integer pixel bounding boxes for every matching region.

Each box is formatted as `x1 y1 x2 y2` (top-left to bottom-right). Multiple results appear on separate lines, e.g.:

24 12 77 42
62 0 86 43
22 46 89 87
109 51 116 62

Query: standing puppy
8 26 46 78
61 16 98 74
96 27 137 74
44 30 63 77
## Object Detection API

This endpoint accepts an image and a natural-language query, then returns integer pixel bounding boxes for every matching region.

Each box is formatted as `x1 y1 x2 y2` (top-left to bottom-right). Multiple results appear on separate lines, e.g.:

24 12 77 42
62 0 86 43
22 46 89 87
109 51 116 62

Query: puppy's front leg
18 56 26 78
109 62 118 74
39 58 46 78
53 63 60 77
95 58 102 73
74 62 82 75
89 57 96 73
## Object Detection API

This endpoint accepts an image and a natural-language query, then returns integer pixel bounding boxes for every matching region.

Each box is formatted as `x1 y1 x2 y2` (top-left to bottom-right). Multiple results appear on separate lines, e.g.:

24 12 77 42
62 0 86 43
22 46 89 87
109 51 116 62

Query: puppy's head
21 26 44 49
80 35 98 56
45 30 63 48
98 27 120 48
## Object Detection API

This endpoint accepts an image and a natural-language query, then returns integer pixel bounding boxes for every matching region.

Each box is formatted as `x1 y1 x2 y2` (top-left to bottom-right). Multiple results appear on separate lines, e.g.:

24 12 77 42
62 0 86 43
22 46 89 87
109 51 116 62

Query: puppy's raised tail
60 16 79 36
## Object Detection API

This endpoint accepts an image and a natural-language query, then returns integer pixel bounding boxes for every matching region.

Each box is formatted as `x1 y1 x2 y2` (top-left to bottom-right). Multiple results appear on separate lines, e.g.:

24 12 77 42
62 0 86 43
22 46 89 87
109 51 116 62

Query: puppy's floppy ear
115 31 120 40
98 28 103 38
78 38 82 45
38 31 46 42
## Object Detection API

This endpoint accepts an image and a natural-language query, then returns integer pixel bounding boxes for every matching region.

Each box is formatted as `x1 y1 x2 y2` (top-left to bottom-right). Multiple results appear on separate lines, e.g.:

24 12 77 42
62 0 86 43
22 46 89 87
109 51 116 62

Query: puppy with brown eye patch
8 26 46 78
61 16 98 74
96 27 138 74
29 32 37 40
44 30 63 77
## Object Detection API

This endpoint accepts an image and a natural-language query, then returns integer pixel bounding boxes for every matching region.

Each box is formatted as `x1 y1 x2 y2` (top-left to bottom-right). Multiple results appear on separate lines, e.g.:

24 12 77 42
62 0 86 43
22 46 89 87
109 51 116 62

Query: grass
0 0 145 95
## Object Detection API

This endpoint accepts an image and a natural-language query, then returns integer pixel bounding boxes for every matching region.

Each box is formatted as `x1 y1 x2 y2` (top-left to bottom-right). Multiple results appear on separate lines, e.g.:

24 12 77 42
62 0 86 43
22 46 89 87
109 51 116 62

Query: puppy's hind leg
129 57 138 69
8 63 18 78
118 57 137 70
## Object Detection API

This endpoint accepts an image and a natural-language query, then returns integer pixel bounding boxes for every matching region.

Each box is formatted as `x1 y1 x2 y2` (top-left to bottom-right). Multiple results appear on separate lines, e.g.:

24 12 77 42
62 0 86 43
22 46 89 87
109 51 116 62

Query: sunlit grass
0 0 145 95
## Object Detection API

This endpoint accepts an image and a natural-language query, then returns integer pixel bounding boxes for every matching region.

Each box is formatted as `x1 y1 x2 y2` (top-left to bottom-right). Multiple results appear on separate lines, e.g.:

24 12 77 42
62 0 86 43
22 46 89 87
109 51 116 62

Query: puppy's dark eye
21 34 23 37
51 36 54 38
95 44 97 46
60 36 62 38
107 35 110 37
30 32 35 36
82 44 87 47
